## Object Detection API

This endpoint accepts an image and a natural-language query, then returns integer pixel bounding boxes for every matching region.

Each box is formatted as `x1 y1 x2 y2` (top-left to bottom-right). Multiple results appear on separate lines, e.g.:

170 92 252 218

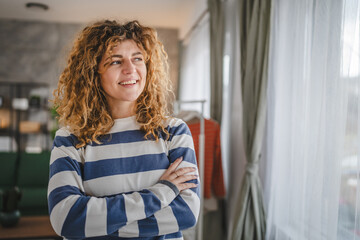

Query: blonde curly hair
53 20 173 148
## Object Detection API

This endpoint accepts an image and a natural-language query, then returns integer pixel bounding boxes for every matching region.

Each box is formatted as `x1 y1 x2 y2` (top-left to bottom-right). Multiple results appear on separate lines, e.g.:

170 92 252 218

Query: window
178 13 210 118
265 0 360 239
338 0 360 238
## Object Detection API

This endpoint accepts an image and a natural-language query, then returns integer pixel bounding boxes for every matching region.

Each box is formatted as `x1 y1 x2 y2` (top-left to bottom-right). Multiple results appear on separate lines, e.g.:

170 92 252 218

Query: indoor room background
0 0 359 240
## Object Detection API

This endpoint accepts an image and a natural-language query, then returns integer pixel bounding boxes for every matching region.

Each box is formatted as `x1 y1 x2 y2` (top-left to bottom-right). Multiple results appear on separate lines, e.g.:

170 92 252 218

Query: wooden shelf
0 82 51 152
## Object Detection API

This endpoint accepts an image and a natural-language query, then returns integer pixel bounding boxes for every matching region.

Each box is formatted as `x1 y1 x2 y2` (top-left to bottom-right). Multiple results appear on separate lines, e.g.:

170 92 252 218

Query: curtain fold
208 0 224 123
231 0 271 239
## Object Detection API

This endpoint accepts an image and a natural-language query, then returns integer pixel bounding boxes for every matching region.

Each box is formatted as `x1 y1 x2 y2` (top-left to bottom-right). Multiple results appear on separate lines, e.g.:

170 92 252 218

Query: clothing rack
174 100 206 240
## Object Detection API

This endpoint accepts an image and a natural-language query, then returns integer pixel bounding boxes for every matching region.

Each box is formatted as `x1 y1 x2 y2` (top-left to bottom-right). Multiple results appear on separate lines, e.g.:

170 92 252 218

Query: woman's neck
108 101 136 119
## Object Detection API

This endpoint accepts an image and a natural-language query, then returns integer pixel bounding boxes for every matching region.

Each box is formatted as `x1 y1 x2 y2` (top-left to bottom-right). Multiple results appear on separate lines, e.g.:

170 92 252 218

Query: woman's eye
134 57 143 62
110 60 122 65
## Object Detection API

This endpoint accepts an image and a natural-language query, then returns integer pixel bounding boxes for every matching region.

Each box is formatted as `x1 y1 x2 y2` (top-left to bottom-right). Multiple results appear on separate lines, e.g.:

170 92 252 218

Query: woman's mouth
119 80 138 85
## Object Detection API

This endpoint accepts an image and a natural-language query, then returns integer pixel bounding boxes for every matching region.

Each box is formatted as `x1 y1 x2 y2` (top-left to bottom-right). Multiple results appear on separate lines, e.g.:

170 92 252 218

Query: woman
48 20 200 240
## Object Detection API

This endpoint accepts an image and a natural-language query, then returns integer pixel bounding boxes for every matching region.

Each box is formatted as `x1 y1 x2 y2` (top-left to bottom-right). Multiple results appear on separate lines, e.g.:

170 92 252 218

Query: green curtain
231 0 271 239
208 0 224 123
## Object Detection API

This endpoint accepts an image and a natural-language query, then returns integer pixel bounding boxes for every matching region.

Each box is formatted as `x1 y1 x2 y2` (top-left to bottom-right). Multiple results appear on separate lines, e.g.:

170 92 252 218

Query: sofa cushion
19 188 48 208
17 151 50 188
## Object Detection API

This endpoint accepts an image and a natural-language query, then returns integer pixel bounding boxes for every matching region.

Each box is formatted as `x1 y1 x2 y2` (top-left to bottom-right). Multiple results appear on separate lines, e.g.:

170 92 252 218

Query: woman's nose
122 60 136 74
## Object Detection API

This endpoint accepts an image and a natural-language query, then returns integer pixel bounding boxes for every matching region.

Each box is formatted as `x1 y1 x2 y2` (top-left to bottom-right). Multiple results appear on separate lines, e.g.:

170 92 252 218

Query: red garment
188 119 226 199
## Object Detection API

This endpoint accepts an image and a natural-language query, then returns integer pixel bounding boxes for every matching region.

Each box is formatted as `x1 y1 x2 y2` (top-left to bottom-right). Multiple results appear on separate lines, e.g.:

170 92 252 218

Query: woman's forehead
106 39 143 52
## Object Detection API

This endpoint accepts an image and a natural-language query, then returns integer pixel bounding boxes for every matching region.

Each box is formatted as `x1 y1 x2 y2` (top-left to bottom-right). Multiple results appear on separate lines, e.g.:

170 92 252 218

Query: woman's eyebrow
103 55 122 66
109 54 122 59
132 52 143 56
105 52 143 61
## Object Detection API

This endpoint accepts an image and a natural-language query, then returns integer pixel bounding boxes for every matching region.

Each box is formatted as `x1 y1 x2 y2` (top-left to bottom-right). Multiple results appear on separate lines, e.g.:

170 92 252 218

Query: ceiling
0 0 205 38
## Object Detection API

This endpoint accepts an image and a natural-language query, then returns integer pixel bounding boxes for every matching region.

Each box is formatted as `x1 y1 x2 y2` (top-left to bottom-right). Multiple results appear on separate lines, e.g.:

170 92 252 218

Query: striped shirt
48 116 200 240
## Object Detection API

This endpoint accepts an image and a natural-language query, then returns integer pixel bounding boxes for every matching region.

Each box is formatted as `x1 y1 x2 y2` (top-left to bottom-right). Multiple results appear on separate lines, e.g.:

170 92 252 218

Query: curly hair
53 20 174 148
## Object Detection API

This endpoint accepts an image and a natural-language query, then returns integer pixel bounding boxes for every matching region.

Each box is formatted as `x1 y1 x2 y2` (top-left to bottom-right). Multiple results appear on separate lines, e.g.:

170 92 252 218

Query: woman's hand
159 157 198 192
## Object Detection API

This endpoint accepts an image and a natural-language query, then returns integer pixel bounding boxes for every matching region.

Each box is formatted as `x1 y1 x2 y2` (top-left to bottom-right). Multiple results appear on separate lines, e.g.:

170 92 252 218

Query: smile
119 80 138 85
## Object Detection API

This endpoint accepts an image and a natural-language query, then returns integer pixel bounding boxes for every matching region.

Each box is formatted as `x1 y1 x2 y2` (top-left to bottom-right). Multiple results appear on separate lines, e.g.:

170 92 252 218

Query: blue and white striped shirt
48 116 200 240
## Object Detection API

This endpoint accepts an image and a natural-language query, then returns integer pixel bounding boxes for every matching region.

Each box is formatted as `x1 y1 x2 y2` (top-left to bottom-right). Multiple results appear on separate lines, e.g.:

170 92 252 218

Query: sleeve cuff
157 180 180 196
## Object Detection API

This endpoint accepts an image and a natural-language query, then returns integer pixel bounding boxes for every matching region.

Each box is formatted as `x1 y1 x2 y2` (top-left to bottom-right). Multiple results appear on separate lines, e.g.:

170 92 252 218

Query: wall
157 28 179 94
0 19 179 95
0 20 81 89
179 0 207 39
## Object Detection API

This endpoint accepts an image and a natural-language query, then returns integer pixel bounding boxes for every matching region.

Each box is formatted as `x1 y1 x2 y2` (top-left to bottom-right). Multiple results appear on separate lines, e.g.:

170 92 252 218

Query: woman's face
98 40 147 111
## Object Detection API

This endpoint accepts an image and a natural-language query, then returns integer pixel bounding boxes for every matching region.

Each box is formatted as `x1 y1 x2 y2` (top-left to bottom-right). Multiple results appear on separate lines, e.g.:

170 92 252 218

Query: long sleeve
116 121 201 238
48 128 179 239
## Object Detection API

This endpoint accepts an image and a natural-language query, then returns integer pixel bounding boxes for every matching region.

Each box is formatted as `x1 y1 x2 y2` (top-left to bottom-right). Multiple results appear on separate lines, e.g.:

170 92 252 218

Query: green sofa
0 151 50 216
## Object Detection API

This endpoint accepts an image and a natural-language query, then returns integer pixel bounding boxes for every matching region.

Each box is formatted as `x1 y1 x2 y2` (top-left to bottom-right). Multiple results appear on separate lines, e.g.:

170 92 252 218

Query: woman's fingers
173 174 198 192
171 169 198 191
177 182 198 192
172 173 198 184
175 166 196 176
169 157 183 170
159 156 198 192
171 167 197 180
159 157 183 181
